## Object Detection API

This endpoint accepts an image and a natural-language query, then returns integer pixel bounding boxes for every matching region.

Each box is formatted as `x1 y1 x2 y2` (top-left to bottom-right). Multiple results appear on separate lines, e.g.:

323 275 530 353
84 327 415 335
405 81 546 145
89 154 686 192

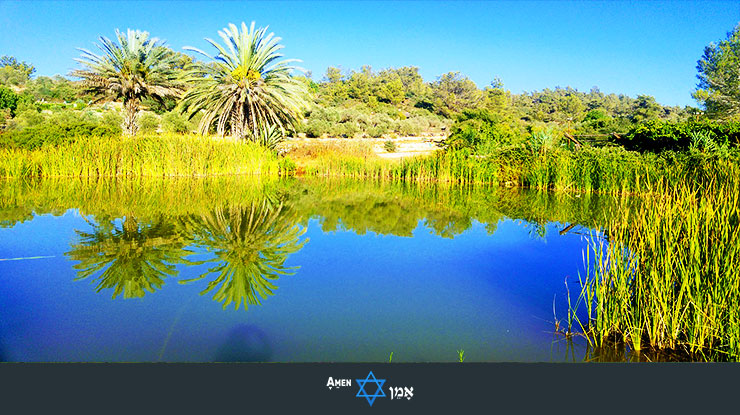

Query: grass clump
384 140 397 152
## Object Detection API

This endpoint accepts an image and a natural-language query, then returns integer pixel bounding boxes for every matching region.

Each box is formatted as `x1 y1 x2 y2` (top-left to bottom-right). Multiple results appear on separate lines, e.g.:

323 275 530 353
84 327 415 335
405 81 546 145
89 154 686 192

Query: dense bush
367 124 388 138
443 109 523 151
0 108 10 127
161 111 191 133
0 86 19 114
338 121 360 138
574 109 631 135
622 120 740 152
137 112 160 133
7 108 45 130
297 103 447 138
304 118 331 138
398 119 422 136
47 109 98 125
0 122 121 150
101 111 123 129
312 107 341 123
4 107 106 132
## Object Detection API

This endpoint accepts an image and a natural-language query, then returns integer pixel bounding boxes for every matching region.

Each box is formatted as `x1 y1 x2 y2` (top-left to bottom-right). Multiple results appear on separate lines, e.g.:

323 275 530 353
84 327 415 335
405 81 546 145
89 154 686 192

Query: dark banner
0 363 738 413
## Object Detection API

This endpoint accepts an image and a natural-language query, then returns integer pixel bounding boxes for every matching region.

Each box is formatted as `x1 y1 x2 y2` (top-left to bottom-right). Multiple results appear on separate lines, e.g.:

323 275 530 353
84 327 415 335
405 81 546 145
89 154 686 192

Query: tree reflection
178 197 307 310
66 215 192 299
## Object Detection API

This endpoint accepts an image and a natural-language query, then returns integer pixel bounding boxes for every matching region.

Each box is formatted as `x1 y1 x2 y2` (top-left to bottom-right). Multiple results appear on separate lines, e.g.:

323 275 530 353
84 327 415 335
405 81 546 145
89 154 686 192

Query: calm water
0 177 637 362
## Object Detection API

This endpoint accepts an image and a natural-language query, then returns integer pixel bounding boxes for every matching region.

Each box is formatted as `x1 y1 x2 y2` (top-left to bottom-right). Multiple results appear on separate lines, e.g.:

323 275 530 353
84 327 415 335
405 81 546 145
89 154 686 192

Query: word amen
389 386 414 400
326 377 352 389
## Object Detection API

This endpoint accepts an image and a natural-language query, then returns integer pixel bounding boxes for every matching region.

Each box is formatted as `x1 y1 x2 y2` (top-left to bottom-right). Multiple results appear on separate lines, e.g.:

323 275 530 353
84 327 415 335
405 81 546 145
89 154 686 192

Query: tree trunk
231 105 246 139
123 99 139 136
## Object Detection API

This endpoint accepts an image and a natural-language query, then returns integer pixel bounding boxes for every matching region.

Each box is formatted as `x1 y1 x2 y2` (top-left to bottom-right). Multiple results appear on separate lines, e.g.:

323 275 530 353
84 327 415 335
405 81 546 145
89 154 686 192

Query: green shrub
377 104 403 119
328 122 360 138
341 121 360 138
623 120 740 152
327 122 345 138
161 111 190 134
577 109 617 134
427 115 449 130
162 111 189 134
412 116 431 131
0 108 10 128
309 107 341 123
48 110 97 125
0 122 120 150
444 109 522 151
138 112 160 134
368 124 388 138
340 108 361 123
305 118 331 138
11 108 45 130
384 140 397 152
14 95 37 113
374 112 394 127
355 113 372 128
409 107 434 117
101 111 123 129
398 119 422 136
186 111 215 134
0 86 19 114
299 103 447 138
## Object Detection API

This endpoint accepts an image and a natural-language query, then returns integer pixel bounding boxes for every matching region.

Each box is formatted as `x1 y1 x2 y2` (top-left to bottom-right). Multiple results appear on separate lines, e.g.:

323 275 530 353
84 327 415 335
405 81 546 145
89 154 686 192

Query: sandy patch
283 135 446 159
372 137 443 159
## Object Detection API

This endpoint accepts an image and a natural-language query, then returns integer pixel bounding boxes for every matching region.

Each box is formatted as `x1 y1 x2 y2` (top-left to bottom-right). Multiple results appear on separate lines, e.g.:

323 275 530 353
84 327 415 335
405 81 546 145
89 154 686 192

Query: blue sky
1 1 738 107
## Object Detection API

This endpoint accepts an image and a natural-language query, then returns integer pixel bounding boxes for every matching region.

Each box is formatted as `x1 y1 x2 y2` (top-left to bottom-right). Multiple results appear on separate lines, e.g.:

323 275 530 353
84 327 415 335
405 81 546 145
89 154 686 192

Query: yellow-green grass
0 133 284 178
296 145 674 194
2 132 736 198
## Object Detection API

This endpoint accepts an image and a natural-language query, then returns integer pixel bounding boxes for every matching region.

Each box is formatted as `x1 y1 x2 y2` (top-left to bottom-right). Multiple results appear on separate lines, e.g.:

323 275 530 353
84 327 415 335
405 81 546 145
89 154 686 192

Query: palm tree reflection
66 215 192 299
179 198 307 310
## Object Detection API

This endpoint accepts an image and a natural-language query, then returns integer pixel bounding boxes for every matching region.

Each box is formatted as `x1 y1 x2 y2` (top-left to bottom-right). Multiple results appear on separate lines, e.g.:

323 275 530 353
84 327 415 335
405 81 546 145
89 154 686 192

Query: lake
0 177 639 362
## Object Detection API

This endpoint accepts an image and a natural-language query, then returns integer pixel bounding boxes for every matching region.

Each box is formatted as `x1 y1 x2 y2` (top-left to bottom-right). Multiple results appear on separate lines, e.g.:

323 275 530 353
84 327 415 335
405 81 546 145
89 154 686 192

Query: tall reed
570 159 740 360
300 145 671 193
0 133 283 178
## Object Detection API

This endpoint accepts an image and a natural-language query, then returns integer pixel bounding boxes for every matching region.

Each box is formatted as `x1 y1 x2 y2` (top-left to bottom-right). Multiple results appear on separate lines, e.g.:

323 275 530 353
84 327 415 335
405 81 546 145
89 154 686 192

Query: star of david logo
356 371 386 406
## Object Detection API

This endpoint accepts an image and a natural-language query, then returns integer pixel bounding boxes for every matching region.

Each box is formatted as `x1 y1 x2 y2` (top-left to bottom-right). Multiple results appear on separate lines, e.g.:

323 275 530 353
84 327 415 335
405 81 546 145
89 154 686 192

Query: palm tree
180 22 309 142
66 214 193 299
178 197 307 310
71 29 184 135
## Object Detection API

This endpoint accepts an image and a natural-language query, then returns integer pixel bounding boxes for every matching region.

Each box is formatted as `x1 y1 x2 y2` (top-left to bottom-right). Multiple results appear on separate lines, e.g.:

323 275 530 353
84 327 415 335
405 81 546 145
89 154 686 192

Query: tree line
1 21 739 148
